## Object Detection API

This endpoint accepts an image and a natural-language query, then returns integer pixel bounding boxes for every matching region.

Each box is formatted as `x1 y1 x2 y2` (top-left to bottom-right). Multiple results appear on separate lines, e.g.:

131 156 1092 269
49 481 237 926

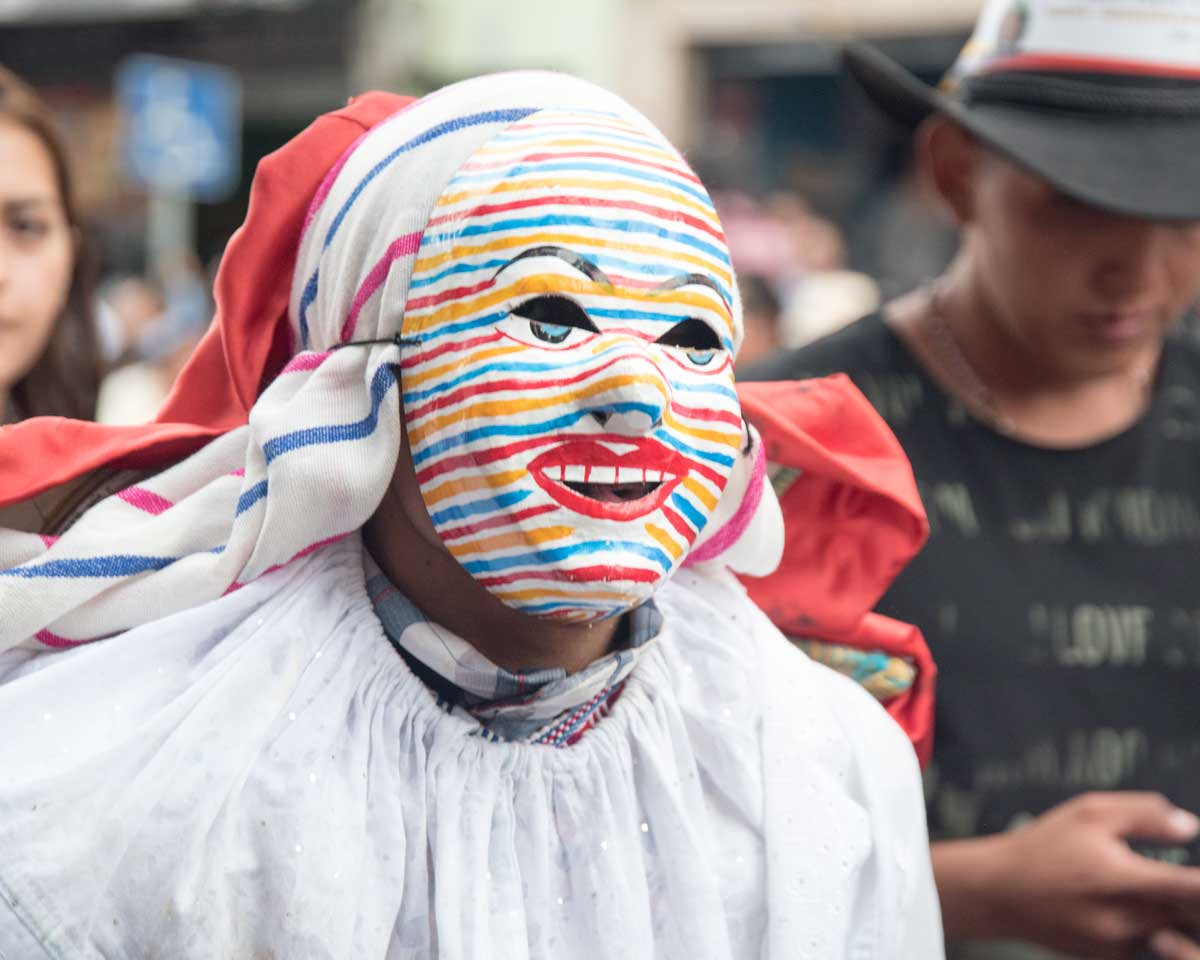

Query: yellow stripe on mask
645 522 684 561
681 477 720 512
422 469 526 507
661 409 743 450
403 343 526 391
447 525 574 559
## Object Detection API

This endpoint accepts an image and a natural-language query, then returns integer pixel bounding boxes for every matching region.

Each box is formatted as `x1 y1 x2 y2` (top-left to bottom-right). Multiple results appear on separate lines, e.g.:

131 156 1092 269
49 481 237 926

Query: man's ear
916 114 980 227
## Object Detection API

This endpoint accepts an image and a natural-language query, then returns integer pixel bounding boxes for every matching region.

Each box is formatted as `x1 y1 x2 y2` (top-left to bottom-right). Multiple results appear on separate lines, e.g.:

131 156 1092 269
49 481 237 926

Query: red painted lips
528 439 689 520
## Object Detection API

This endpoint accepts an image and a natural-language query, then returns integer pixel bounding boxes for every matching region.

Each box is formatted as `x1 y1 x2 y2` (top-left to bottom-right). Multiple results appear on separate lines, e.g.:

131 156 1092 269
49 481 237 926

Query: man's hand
932 792 1200 960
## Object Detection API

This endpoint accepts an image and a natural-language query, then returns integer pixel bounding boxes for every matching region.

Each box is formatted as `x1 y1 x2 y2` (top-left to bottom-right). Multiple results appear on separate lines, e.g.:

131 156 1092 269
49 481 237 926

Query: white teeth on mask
545 464 675 486
589 465 618 484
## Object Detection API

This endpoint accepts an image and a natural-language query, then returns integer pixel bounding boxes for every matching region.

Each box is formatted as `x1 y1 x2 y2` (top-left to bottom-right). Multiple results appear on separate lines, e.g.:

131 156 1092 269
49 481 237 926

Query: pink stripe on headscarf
300 129 372 242
299 92 425 243
117 487 175 516
683 440 766 568
280 352 331 375
36 627 87 648
339 232 424 341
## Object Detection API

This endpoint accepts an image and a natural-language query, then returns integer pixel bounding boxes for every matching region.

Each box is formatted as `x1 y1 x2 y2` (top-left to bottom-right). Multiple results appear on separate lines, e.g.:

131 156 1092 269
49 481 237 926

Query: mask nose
583 340 669 436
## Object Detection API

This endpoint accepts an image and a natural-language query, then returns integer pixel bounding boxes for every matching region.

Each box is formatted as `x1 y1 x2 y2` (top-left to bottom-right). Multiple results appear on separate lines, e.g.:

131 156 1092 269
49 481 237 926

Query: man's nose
582 340 670 436
1091 216 1172 301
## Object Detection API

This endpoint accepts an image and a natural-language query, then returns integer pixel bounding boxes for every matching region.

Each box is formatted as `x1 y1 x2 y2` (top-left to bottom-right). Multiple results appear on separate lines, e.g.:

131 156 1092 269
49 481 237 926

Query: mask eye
529 319 571 344
656 317 726 368
511 294 598 346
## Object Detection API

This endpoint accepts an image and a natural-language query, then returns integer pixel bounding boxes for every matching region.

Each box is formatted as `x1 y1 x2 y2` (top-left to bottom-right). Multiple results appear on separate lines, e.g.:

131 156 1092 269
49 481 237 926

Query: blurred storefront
354 0 979 338
0 0 359 270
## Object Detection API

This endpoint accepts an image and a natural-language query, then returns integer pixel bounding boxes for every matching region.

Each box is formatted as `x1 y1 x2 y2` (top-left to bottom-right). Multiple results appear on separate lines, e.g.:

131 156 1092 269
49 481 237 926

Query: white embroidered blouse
0 536 943 959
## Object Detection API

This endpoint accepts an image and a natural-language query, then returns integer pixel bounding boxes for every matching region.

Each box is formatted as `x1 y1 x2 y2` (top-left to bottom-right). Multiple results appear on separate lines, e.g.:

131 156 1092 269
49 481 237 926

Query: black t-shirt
749 313 1200 867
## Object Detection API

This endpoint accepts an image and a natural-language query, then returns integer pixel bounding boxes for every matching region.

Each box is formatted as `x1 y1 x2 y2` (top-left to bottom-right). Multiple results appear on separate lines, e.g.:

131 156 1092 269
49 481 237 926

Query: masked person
0 73 941 958
748 2 1200 958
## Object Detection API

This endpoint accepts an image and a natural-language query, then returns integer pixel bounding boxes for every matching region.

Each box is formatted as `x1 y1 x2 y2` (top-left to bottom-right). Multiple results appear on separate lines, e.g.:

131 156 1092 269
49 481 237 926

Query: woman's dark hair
0 64 102 421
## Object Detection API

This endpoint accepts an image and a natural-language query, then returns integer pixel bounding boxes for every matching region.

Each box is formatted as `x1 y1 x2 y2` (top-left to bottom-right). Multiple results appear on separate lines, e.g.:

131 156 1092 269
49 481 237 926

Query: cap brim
843 42 942 128
842 42 1200 222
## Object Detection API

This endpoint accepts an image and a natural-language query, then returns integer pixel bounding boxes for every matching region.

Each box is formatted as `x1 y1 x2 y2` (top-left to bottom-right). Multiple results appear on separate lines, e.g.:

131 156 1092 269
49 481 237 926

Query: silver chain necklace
925 284 1018 434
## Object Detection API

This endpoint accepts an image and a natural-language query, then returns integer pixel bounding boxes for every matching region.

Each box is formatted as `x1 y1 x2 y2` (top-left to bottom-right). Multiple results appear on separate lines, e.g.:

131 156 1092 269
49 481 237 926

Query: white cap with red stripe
951 0 1200 84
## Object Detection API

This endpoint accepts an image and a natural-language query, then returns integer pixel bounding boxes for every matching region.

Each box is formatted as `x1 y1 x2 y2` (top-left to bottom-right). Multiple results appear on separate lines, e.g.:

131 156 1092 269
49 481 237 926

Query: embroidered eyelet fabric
0 537 942 959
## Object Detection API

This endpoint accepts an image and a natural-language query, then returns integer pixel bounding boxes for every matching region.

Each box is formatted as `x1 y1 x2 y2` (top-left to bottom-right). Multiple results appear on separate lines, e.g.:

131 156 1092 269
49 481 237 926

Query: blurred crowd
93 252 213 423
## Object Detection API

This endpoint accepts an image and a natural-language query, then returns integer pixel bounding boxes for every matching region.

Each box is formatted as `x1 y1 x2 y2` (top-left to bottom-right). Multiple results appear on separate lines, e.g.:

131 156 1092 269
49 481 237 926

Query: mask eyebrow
492 245 612 285
654 272 731 310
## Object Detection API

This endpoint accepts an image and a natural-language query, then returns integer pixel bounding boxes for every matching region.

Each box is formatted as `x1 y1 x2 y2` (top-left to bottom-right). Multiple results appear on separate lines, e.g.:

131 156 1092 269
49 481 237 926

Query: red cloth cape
739 378 936 766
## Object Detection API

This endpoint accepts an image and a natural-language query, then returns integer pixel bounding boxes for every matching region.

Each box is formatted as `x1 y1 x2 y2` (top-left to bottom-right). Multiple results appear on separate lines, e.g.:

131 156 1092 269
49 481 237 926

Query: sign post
116 54 241 284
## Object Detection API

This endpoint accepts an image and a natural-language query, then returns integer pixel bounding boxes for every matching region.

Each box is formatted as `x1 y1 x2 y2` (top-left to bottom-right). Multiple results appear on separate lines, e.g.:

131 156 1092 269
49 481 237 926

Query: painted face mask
400 108 744 623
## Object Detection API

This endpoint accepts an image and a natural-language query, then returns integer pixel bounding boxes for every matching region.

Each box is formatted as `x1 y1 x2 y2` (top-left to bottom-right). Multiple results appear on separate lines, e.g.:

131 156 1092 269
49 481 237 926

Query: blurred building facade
356 0 978 336
354 0 980 144
0 0 360 270
1 0 980 350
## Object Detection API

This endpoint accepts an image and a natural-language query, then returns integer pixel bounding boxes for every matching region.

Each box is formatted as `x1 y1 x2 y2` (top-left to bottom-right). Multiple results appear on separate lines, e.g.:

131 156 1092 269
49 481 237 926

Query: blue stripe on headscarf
297 107 539 347
236 480 270 516
262 363 398 463
0 555 176 579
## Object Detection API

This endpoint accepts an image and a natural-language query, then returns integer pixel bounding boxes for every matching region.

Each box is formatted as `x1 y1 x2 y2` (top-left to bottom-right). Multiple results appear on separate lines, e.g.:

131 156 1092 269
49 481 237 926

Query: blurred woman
0 65 100 423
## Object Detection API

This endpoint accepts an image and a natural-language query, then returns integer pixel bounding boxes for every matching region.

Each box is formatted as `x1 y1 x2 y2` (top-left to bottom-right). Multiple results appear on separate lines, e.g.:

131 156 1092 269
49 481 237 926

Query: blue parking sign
117 54 241 202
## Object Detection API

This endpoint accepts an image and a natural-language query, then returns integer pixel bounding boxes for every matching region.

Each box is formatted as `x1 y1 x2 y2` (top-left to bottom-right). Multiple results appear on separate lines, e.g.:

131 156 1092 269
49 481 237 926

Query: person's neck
890 258 1162 448
362 490 619 675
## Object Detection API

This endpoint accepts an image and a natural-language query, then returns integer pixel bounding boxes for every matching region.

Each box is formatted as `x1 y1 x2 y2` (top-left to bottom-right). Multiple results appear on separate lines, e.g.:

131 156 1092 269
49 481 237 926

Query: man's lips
528 439 689 520
1078 308 1159 346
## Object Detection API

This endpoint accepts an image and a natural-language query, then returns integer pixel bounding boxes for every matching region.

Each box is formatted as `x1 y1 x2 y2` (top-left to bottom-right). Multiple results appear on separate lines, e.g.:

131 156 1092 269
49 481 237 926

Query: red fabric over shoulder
737 376 936 765
0 92 415 508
